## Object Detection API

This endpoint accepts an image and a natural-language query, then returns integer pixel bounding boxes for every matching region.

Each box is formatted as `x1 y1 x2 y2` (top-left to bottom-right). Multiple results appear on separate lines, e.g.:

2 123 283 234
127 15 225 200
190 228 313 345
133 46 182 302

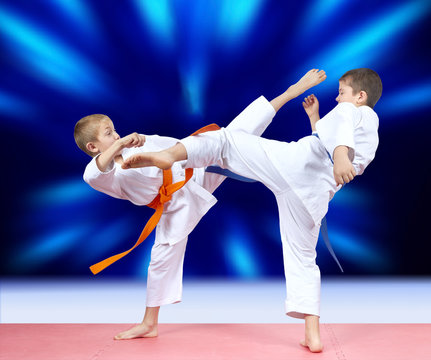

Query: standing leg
114 238 188 340
275 189 323 352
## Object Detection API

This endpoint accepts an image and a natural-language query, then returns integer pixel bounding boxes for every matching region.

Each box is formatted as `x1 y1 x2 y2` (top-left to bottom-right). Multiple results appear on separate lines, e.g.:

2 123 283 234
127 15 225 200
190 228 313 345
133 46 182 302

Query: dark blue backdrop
1 0 430 278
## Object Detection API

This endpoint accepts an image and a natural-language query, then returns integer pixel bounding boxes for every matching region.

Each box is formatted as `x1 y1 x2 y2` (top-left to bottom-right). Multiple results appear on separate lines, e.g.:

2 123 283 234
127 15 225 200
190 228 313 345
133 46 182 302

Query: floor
1 323 430 360
1 277 430 359
1 276 430 323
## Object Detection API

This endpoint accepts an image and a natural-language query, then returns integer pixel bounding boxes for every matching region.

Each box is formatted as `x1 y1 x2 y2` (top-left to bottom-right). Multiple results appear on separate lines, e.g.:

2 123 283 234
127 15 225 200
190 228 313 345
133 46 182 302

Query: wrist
333 146 349 161
112 139 124 156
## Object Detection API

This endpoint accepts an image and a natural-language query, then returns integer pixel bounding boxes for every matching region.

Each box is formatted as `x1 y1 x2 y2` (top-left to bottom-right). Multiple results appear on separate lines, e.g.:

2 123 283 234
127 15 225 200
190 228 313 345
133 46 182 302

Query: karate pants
145 172 226 307
181 128 321 319
146 97 276 307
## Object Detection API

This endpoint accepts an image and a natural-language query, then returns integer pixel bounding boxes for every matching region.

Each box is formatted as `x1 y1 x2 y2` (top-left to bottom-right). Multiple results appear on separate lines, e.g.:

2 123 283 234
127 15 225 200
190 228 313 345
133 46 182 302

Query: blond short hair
74 114 109 156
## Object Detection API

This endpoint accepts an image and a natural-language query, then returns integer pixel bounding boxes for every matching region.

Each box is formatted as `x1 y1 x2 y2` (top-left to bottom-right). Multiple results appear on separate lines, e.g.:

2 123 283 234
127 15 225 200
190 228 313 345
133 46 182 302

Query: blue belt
312 132 334 164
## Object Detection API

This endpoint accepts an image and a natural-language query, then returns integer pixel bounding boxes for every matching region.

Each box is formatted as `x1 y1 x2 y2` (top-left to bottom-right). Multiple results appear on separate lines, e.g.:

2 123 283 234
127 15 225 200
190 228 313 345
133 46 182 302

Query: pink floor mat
1 323 429 360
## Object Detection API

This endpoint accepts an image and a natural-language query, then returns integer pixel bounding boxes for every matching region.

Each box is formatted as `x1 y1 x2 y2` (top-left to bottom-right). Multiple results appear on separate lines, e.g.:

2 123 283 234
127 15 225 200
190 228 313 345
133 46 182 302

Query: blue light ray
11 225 91 270
326 230 388 268
226 238 259 278
179 64 206 115
50 0 101 39
217 0 264 46
28 178 97 206
293 0 351 42
298 0 431 82
0 89 38 120
78 217 139 262
297 0 346 36
0 6 113 100
331 187 375 207
223 215 260 278
378 81 431 118
134 0 175 50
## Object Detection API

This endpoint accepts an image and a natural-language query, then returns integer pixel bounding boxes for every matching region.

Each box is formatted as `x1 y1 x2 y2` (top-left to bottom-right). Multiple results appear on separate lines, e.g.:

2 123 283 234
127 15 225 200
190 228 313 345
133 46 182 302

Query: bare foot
114 323 158 340
289 69 327 98
300 314 323 353
300 337 323 353
122 151 174 170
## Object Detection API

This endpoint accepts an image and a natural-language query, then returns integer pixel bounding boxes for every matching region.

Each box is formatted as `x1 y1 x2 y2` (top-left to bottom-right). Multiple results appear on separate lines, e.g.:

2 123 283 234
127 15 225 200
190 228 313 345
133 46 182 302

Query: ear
357 90 368 106
86 142 100 155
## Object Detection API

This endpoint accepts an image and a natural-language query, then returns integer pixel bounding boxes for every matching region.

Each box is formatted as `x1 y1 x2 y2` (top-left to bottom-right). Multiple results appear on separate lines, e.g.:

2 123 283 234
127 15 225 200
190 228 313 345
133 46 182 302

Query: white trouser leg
182 128 322 318
200 96 276 194
145 98 276 308
276 190 321 319
224 96 275 135
181 129 287 193
146 238 188 307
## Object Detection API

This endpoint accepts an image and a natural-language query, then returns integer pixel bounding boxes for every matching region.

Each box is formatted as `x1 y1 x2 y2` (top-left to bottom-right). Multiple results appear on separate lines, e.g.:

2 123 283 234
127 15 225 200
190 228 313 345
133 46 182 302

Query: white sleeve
351 109 379 175
315 102 359 162
83 155 124 199
144 134 179 148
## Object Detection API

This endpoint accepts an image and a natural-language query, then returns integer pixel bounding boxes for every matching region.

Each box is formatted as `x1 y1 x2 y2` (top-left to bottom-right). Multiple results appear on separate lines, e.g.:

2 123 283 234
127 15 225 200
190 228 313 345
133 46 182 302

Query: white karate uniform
181 101 379 318
83 96 276 306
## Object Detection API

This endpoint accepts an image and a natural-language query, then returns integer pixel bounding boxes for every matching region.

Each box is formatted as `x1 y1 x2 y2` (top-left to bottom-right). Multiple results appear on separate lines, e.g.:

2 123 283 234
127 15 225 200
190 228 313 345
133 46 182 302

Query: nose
335 95 340 103
114 133 120 140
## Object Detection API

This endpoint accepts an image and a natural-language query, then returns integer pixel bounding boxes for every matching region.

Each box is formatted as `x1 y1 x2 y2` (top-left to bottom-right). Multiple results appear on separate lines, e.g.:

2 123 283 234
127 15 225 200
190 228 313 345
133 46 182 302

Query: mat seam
89 339 115 360
324 324 347 360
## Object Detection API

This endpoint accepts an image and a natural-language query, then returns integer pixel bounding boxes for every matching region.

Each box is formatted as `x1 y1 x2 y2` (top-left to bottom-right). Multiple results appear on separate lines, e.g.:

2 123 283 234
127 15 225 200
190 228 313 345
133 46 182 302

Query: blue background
1 0 430 278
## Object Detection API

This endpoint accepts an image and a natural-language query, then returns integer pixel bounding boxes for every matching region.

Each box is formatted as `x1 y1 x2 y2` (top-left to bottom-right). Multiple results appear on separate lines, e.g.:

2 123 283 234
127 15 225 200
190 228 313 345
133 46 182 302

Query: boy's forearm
96 142 123 172
310 114 320 132
333 145 349 162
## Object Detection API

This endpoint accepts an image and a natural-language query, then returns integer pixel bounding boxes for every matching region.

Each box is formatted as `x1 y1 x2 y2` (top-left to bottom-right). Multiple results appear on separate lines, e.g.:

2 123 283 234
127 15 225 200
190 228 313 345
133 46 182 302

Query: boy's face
91 118 120 153
335 80 364 107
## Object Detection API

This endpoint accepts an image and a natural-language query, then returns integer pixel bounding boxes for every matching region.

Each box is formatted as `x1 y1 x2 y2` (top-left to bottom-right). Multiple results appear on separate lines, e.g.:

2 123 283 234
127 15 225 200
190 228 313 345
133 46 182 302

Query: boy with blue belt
74 69 327 341
122 68 382 352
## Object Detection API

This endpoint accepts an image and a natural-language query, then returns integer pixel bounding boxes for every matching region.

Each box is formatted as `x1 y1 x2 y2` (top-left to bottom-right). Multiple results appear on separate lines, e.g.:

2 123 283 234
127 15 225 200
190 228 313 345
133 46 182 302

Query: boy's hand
302 94 319 118
333 146 356 186
118 133 145 150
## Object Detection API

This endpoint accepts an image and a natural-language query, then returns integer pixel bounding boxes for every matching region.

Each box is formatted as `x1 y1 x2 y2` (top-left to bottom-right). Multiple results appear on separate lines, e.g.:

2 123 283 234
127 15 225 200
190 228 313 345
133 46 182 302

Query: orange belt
89 123 220 275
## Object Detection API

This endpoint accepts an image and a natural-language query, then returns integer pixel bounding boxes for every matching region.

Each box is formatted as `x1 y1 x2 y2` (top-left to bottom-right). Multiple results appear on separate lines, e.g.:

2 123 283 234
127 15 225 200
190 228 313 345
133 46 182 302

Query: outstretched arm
270 69 326 112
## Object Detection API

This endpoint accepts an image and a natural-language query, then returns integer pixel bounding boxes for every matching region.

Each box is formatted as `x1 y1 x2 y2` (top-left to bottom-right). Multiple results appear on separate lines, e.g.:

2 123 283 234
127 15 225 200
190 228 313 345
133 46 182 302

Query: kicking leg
122 128 289 193
270 69 326 112
121 68 326 171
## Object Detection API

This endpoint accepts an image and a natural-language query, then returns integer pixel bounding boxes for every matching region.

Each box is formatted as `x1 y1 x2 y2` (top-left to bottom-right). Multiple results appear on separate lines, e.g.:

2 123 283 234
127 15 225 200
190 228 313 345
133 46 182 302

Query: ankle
141 320 157 327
